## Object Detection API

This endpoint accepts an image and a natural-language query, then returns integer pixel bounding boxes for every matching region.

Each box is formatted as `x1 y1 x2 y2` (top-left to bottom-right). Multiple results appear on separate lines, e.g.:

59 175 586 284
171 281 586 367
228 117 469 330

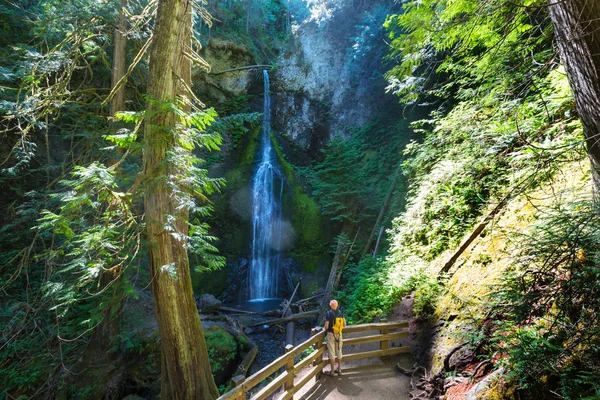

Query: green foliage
308 136 366 224
489 200 600 398
205 326 238 374
339 256 404 323
339 255 442 323
412 274 442 319
382 5 596 397
385 0 552 103
387 66 583 270
306 120 408 228
203 0 288 62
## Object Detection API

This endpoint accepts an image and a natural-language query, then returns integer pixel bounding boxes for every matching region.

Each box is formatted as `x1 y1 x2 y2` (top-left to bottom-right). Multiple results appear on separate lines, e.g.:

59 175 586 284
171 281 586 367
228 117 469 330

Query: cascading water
249 70 285 300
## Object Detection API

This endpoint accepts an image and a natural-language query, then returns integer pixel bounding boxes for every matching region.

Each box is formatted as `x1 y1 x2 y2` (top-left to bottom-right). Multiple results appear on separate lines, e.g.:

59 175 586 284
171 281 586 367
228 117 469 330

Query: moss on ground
424 160 591 373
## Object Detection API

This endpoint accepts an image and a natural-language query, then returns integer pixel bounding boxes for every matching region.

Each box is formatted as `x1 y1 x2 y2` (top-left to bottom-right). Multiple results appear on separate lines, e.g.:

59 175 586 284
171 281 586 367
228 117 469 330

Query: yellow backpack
332 311 345 335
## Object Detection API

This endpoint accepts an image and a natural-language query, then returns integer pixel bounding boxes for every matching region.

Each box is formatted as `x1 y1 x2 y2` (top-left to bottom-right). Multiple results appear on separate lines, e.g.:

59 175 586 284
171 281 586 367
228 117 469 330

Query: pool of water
230 298 284 313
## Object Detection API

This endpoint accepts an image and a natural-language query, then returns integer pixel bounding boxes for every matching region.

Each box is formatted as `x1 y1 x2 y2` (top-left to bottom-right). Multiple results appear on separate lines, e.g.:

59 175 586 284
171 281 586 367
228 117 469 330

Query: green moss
290 191 323 245
191 263 232 294
205 326 238 374
240 126 260 166
269 131 326 249
224 167 250 190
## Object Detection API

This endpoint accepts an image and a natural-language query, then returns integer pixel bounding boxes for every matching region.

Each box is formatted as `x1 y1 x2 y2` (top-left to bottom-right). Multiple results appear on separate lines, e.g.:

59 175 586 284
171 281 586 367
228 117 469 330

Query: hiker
324 299 346 376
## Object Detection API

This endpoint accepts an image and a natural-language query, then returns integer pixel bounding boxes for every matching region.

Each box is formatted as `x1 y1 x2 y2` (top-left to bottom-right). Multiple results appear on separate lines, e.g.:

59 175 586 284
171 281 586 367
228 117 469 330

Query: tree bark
84 0 128 371
110 0 128 116
548 0 600 191
143 0 218 399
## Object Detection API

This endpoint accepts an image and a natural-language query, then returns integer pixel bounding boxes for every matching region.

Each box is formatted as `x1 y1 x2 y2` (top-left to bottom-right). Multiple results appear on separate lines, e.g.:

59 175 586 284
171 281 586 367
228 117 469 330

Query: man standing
324 299 346 376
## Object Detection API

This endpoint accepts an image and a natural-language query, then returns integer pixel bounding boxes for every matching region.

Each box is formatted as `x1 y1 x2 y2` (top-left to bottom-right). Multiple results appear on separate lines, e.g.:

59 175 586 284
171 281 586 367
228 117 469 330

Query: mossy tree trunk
143 0 219 398
548 0 600 191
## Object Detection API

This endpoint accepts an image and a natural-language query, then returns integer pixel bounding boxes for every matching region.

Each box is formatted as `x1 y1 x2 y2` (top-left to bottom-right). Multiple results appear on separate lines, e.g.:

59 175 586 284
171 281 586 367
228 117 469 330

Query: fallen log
294 293 323 305
273 279 302 340
281 279 302 321
248 310 319 328
219 306 280 316
220 306 256 314
318 236 348 323
234 341 258 377
211 64 272 75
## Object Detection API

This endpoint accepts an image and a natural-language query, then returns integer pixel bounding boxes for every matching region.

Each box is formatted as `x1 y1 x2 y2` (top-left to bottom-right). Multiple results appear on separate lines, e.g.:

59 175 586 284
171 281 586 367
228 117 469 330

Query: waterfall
249 70 284 299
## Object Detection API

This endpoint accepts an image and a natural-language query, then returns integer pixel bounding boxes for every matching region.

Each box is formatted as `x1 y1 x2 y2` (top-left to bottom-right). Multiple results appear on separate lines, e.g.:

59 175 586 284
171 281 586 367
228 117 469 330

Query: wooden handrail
216 321 410 400
343 321 409 333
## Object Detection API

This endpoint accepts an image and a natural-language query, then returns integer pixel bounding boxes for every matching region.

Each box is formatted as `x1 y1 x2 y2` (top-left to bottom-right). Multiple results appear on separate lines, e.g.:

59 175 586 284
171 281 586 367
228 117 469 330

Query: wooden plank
343 331 408 346
280 360 328 400
284 345 295 398
217 385 244 400
217 324 409 400
380 318 389 360
335 346 411 363
249 371 289 400
343 321 408 333
244 351 292 389
293 347 325 374
293 330 326 356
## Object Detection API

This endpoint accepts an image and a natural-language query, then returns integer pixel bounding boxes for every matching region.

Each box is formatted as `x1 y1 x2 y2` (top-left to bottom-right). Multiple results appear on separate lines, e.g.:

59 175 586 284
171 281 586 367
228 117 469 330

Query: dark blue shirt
326 309 342 333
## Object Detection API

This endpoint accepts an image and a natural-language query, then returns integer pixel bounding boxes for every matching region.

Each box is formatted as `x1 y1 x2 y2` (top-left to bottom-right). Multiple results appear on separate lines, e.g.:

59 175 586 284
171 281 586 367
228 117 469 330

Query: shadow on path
298 355 412 400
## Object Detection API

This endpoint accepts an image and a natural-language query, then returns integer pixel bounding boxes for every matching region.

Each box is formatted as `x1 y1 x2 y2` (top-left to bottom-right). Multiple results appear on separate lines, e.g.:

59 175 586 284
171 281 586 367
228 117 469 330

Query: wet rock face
194 38 257 104
272 1 399 150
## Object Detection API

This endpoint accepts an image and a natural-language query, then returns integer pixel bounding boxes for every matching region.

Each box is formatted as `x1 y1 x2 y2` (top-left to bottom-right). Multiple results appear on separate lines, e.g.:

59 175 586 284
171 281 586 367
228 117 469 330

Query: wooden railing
217 320 410 400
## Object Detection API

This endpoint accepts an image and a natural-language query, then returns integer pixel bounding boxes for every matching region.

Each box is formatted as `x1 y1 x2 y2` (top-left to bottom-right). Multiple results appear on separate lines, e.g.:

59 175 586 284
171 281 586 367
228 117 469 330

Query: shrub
491 200 600 399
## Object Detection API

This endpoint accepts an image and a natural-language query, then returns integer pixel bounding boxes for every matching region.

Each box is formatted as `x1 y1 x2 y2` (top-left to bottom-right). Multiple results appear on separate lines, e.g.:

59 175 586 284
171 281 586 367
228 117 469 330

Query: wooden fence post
284 344 295 399
380 319 389 360
311 328 324 379
232 375 246 400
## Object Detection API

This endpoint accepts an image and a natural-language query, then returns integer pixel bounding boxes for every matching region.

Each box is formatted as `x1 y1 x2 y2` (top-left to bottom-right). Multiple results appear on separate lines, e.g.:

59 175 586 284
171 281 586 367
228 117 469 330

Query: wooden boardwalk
217 321 412 400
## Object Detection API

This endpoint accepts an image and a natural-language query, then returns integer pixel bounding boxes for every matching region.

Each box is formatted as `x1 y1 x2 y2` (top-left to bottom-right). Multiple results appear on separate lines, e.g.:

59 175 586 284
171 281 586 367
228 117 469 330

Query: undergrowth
339 256 441 323
486 200 600 399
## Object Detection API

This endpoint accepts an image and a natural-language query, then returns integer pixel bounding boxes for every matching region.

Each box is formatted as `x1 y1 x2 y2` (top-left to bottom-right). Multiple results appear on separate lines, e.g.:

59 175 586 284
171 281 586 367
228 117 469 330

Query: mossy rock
269 131 327 253
205 325 239 385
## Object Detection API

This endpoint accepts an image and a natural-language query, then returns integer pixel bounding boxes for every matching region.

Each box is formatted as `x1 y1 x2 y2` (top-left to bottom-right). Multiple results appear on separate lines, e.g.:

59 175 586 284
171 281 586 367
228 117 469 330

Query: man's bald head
330 300 338 310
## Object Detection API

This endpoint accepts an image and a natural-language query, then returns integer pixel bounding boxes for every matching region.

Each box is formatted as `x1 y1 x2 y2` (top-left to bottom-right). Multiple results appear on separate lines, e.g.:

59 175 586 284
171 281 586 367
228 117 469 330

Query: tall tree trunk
84 0 128 371
111 0 128 116
144 0 219 399
548 0 600 191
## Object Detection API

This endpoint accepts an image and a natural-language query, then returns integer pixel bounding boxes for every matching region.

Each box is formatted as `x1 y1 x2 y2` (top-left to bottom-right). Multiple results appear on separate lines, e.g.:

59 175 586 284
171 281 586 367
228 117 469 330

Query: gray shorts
326 332 343 360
